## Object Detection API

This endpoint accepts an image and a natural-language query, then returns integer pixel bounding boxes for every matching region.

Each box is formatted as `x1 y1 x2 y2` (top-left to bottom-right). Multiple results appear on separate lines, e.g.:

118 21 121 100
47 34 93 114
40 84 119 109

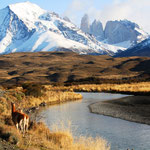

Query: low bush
22 83 45 97
0 125 22 145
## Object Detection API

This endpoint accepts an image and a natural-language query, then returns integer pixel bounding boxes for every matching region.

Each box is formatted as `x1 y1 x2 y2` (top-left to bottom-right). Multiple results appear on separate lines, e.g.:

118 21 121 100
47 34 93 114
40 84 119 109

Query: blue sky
0 0 150 33
0 0 113 14
0 0 72 13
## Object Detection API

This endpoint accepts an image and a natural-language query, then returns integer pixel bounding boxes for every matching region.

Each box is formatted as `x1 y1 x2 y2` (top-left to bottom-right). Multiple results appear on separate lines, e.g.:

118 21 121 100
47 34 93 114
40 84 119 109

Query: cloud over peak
64 0 150 33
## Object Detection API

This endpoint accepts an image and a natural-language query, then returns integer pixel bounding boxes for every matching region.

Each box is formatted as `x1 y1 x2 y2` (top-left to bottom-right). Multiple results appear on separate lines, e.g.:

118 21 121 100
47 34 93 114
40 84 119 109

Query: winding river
37 92 150 150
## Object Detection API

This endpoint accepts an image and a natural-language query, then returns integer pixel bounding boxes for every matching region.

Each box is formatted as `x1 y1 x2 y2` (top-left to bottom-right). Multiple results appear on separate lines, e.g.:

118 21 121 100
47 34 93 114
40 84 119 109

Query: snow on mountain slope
10 31 89 53
9 1 46 30
113 40 132 49
115 36 150 57
129 37 150 50
0 2 123 55
135 27 149 43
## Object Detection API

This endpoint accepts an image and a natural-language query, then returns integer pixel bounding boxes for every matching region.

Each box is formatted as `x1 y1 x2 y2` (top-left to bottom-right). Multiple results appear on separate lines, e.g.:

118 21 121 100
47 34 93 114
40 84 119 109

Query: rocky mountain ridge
80 14 148 49
0 2 124 55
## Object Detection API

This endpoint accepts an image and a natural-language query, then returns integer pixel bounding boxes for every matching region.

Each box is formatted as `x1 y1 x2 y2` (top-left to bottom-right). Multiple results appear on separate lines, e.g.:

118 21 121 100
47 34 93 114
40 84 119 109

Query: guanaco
11 102 29 134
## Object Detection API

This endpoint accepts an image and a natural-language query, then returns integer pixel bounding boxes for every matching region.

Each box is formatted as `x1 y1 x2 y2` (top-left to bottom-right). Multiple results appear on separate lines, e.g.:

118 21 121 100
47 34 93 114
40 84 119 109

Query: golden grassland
64 82 150 94
0 84 110 150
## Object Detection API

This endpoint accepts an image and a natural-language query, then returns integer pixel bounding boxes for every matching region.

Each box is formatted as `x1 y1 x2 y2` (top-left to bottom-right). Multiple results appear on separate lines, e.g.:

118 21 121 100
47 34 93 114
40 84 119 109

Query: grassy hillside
0 52 150 86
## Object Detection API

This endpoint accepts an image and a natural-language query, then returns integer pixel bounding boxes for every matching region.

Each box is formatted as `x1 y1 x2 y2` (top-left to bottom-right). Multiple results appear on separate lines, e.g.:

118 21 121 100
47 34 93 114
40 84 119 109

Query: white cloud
63 0 92 26
64 0 150 33
98 0 150 33
69 0 85 11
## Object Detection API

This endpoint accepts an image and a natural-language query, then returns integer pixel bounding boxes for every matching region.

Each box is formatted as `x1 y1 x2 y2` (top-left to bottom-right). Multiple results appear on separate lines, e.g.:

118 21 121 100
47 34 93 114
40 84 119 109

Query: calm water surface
37 93 150 150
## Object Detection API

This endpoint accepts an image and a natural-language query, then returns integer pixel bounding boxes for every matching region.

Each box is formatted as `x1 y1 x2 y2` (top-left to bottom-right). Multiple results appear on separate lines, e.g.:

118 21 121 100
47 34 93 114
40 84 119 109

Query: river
37 92 150 150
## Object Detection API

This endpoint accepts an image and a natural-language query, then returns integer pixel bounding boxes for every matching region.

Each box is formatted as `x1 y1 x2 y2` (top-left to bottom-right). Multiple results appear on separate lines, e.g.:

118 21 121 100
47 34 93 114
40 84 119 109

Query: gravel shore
89 96 150 125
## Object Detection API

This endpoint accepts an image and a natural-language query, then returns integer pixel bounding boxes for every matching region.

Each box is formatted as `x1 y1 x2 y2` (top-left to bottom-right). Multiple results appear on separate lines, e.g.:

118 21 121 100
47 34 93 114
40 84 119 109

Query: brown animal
11 102 29 134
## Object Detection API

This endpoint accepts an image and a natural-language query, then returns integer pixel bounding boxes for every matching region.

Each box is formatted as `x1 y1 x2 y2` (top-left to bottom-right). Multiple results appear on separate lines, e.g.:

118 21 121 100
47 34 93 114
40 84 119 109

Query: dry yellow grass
0 85 82 113
66 82 150 93
0 120 110 150
17 122 110 150
23 88 82 108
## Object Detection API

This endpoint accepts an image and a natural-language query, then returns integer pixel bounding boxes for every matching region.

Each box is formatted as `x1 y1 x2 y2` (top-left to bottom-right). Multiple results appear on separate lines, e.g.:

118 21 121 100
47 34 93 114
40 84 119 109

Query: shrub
0 103 4 113
0 125 21 145
22 83 45 97
4 116 13 126
13 91 25 101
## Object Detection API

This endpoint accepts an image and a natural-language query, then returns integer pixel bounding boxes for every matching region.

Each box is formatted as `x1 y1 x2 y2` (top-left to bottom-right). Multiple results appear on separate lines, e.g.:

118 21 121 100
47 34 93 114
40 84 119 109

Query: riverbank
0 84 110 150
89 96 150 125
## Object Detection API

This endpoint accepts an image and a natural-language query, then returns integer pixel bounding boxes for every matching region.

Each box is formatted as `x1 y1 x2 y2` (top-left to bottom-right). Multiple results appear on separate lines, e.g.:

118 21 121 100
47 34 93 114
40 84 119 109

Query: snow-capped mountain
80 14 148 49
0 2 123 55
115 36 150 57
